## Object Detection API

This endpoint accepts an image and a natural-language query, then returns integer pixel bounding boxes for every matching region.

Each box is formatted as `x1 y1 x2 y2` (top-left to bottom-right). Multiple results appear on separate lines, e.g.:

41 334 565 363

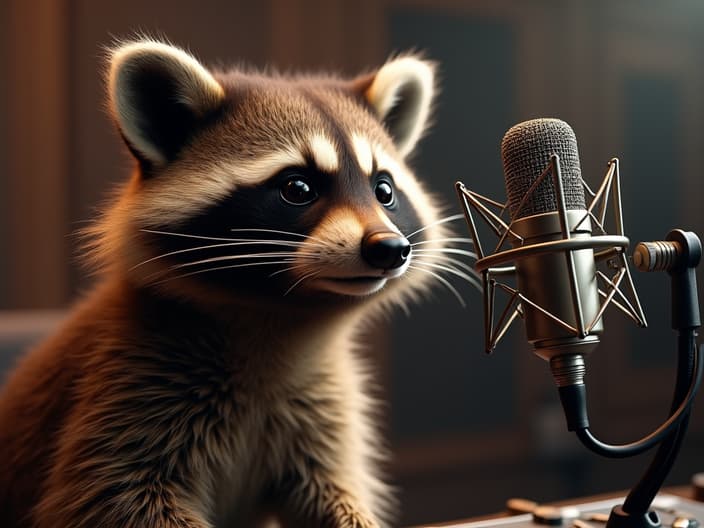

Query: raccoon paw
325 499 380 528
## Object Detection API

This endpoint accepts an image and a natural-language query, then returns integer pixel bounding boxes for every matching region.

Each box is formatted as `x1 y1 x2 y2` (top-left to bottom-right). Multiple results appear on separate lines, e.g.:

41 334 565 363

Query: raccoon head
91 40 453 310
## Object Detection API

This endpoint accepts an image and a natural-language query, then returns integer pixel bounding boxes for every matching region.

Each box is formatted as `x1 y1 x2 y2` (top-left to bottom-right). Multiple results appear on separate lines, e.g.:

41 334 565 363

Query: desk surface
413 486 698 528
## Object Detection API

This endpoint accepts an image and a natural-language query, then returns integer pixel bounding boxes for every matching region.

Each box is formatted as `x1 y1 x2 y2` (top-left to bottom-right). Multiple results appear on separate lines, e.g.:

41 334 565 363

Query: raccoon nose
361 232 411 270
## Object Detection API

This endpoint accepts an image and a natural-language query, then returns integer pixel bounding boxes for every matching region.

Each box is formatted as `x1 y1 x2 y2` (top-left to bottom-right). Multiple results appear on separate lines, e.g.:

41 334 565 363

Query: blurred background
1 0 704 525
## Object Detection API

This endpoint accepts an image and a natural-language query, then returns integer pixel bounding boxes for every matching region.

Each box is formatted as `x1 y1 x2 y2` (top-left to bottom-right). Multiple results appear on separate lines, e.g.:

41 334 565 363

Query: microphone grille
501 118 586 220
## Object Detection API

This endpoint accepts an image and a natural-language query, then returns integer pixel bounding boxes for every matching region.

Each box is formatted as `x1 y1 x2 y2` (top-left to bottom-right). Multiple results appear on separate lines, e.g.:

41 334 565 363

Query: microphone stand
520 228 703 527
456 159 703 528
586 229 702 528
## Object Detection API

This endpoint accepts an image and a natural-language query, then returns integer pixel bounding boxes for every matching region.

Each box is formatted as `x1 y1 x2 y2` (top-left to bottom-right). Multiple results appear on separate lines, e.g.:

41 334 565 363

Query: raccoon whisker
412 252 479 276
142 251 313 282
269 263 319 278
410 237 474 247
405 213 465 239
413 258 480 283
408 265 466 307
412 259 482 291
284 270 321 296
413 248 477 259
141 255 302 283
150 260 304 287
141 229 325 249
412 247 478 260
141 229 257 243
130 240 317 271
229 227 327 245
170 252 319 271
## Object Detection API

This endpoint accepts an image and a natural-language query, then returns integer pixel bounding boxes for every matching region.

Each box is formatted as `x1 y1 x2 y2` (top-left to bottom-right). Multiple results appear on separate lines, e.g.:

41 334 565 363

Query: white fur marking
134 146 306 226
376 207 400 234
220 147 307 187
351 133 373 175
309 134 339 173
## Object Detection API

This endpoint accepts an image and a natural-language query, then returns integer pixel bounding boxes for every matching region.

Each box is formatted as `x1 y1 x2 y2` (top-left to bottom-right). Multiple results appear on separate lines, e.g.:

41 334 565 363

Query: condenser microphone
456 117 646 393
500 119 602 384
456 120 703 527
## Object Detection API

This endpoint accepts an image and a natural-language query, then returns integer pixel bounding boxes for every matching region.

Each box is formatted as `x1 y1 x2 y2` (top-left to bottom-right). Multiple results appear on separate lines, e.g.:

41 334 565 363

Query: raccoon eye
280 177 318 206
374 179 395 207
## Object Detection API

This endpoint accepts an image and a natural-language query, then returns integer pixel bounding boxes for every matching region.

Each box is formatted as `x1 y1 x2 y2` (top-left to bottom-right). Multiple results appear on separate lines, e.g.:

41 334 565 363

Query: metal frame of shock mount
454 156 703 528
456 156 646 355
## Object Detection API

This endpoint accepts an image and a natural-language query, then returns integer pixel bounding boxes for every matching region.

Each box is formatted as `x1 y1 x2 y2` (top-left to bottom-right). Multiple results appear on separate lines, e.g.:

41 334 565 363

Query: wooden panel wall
2 0 71 308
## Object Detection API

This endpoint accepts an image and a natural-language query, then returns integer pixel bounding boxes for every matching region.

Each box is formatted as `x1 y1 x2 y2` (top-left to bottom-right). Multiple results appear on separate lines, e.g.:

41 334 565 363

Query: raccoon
0 40 466 528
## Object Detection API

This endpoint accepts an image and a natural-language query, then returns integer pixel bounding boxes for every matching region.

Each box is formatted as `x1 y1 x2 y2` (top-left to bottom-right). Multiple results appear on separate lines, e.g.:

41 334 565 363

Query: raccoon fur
0 40 457 528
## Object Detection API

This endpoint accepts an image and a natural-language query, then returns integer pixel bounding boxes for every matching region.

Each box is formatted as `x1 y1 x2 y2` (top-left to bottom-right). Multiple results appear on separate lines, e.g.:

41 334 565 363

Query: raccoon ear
107 41 225 168
362 56 435 157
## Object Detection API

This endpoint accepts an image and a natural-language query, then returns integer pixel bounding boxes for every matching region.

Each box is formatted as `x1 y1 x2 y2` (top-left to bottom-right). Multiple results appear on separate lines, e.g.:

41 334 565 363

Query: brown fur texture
0 40 453 527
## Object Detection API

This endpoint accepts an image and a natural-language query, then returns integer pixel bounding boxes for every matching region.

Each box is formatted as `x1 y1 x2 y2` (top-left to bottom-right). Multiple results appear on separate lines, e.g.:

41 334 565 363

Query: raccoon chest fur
205 318 371 526
194 311 373 526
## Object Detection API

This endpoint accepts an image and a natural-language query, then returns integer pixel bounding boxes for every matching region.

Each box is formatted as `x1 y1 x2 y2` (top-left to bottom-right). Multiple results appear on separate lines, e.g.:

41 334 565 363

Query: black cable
622 332 698 514
572 340 702 458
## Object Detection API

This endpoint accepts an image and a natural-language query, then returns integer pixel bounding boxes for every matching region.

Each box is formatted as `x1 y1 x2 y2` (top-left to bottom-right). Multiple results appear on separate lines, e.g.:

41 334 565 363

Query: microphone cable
562 336 701 458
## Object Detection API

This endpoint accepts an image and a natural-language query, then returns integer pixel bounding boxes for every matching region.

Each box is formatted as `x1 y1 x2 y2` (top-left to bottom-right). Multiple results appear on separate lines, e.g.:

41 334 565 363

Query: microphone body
511 210 602 360
500 119 603 364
